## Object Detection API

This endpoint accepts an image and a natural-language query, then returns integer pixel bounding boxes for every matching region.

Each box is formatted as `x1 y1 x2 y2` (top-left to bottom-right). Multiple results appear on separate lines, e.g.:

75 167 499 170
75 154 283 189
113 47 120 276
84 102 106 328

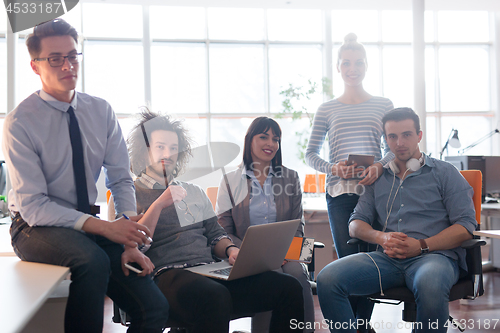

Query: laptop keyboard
210 267 232 276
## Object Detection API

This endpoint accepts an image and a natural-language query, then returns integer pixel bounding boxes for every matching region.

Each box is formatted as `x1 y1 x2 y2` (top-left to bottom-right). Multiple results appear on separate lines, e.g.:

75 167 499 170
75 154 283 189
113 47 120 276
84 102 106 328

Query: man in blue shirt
316 107 477 333
2 19 168 333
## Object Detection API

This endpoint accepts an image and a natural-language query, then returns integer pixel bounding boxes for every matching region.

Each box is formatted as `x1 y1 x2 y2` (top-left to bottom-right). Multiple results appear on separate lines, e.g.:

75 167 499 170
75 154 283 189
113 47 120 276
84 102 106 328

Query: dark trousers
155 268 304 333
10 215 169 333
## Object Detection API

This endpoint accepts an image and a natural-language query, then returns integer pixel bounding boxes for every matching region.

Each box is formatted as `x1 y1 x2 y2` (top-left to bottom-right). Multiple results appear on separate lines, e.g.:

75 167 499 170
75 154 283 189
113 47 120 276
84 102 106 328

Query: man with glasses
2 19 168 333
110 109 304 332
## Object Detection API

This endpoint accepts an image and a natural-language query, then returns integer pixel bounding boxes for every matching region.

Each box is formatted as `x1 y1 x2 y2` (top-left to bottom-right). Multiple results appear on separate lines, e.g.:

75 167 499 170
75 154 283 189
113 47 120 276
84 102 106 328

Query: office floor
103 269 500 333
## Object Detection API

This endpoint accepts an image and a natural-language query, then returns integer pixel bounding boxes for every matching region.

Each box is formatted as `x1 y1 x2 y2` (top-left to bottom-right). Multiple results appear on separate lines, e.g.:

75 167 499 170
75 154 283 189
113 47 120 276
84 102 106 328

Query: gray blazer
215 165 305 247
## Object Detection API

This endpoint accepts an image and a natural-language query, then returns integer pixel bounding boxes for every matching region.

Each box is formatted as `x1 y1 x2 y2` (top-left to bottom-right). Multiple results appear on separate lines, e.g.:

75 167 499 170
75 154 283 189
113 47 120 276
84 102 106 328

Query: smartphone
124 262 143 274
347 154 375 168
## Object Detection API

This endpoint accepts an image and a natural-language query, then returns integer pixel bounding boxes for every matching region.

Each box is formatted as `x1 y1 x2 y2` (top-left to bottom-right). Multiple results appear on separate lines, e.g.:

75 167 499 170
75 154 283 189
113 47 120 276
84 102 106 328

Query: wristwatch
419 239 429 255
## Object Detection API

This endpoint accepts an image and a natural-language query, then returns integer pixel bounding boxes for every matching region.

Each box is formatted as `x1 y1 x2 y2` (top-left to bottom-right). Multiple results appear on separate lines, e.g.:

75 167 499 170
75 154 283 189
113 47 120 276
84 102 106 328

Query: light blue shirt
2 90 136 229
246 168 277 226
349 154 477 271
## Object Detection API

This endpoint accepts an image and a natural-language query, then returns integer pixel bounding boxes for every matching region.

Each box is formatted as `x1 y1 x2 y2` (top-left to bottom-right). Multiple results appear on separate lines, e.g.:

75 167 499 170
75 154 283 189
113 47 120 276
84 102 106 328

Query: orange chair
206 187 218 210
460 170 482 227
303 173 326 193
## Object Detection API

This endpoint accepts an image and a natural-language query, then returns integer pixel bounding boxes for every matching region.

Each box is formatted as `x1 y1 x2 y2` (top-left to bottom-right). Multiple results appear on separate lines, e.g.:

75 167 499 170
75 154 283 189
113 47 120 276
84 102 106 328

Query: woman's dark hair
243 117 282 171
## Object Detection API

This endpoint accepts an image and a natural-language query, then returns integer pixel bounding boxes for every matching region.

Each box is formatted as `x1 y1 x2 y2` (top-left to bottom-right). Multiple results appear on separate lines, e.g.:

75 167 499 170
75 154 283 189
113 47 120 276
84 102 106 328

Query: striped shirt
305 96 394 197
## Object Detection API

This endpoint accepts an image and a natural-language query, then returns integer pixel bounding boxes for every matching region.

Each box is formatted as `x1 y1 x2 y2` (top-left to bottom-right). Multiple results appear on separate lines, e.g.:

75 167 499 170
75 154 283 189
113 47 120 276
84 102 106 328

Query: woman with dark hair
216 116 314 332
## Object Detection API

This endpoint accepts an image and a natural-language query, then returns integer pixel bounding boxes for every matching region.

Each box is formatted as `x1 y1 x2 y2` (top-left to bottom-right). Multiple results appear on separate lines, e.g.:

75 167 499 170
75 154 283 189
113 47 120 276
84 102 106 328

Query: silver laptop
185 219 301 281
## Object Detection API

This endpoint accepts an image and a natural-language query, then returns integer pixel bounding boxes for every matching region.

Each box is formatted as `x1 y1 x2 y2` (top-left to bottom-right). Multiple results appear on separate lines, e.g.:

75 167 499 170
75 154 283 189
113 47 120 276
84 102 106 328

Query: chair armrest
313 241 325 249
347 238 361 246
461 238 486 277
461 238 486 249
458 237 486 300
347 238 371 252
308 242 325 282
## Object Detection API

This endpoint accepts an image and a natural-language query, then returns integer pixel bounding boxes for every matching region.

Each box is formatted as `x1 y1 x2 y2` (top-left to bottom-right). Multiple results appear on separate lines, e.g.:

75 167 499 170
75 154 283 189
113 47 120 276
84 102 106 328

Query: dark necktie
67 106 91 214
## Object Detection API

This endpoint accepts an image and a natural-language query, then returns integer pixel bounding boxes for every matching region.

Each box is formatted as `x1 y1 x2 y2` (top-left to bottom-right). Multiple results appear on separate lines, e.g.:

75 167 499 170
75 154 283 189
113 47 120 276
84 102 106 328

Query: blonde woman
306 33 394 332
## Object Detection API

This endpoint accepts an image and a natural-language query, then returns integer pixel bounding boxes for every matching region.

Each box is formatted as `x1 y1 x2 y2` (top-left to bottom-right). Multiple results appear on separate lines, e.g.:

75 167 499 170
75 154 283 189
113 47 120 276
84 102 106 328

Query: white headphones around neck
388 154 425 174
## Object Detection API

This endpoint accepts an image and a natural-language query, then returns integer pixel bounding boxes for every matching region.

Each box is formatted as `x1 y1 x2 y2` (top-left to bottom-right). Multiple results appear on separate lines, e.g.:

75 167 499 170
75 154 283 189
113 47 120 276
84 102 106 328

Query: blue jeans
317 252 460 333
10 215 169 333
326 193 359 258
326 193 374 329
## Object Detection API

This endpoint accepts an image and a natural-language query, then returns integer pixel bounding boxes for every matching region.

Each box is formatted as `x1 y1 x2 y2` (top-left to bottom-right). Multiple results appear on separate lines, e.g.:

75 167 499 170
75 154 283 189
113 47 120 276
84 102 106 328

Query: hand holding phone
124 262 143 274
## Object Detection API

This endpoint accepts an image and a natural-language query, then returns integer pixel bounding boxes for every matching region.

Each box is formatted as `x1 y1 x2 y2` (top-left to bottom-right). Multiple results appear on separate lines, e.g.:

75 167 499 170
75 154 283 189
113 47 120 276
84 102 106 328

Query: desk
474 230 500 239
0 216 15 256
0 202 107 257
478 203 500 269
302 194 336 274
0 256 69 333
481 202 500 229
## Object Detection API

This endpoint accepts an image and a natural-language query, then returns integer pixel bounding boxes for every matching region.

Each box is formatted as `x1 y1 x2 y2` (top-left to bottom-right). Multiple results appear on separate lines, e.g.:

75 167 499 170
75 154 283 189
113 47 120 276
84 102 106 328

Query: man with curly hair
109 109 305 333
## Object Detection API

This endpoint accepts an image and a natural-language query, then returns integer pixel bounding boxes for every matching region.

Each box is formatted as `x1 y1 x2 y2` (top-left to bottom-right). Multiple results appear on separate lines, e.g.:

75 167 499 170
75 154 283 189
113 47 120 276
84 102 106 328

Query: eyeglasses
34 53 82 67
176 200 198 224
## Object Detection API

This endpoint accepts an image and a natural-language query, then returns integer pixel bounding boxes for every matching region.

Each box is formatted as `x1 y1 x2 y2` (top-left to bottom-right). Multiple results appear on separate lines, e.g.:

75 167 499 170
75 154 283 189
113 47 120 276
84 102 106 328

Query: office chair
308 241 325 295
206 186 218 210
348 170 485 332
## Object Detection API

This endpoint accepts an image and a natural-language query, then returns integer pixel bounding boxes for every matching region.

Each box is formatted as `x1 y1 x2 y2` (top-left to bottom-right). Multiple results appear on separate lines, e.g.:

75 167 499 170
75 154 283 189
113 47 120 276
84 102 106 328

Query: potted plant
276 77 333 165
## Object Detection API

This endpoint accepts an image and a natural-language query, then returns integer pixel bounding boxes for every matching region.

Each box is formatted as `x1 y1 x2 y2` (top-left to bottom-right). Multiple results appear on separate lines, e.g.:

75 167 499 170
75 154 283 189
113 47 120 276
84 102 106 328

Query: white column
492 12 500 155
5 23 18 197
413 0 426 152
6 22 17 114
323 9 333 102
143 5 152 107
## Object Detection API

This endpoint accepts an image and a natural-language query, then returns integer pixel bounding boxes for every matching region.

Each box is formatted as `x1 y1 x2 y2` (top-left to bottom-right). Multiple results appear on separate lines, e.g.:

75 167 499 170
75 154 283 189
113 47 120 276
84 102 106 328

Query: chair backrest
303 173 326 193
460 170 482 225
206 187 218 210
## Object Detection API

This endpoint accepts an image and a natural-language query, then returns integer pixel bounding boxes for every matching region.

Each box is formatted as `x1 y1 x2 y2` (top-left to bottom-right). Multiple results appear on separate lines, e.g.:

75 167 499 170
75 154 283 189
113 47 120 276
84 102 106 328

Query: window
151 43 207 114
0 40 6 115
83 41 145 114
150 6 206 40
425 10 492 157
4 3 498 186
209 44 266 114
0 13 6 115
438 46 489 112
268 45 323 113
267 9 322 42
207 8 264 41
82 3 142 39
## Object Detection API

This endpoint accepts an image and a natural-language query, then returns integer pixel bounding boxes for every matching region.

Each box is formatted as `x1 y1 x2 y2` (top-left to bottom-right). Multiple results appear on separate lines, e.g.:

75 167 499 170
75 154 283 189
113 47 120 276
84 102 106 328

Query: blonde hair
337 33 367 66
